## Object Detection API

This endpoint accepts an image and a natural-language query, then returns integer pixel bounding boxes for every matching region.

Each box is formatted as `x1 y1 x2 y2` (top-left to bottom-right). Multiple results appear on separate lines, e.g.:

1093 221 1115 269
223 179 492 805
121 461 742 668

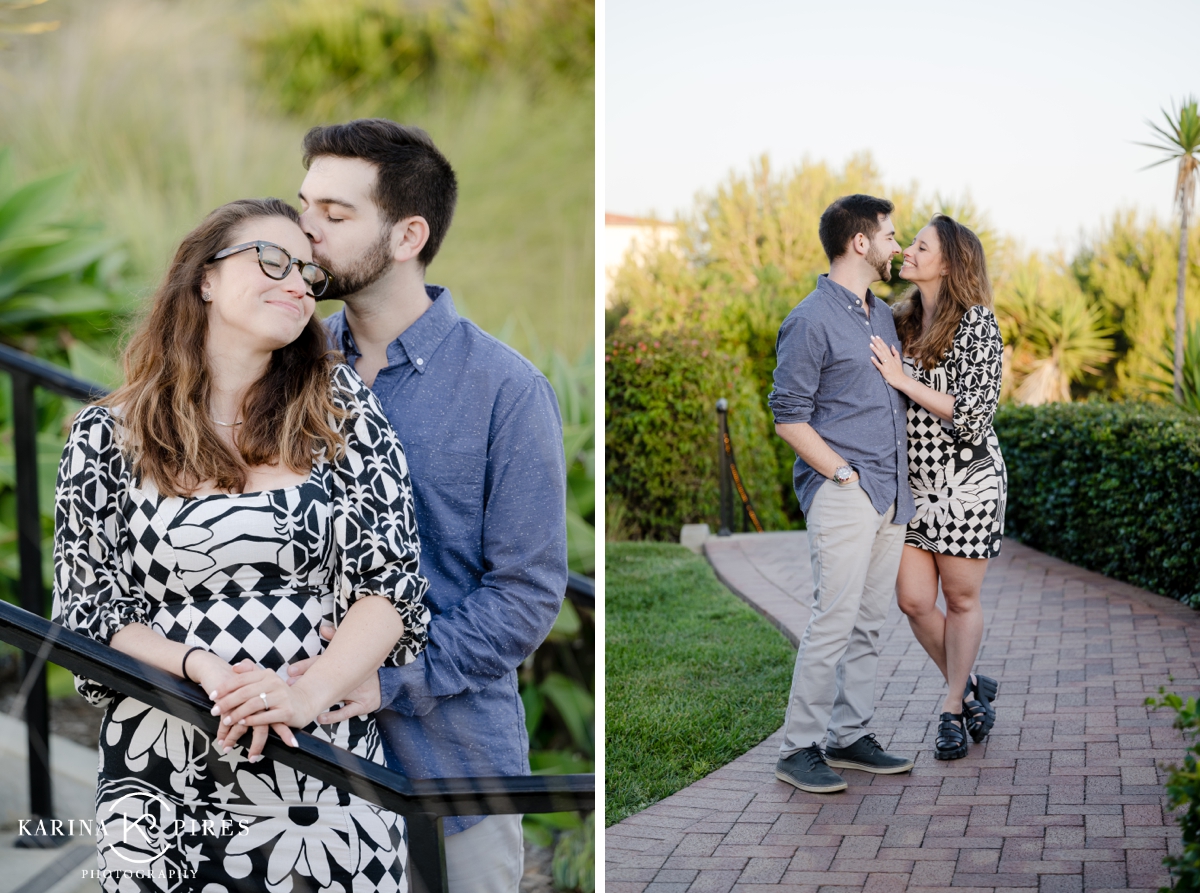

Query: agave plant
1148 319 1200 413
995 257 1115 405
0 148 126 346
0 149 127 589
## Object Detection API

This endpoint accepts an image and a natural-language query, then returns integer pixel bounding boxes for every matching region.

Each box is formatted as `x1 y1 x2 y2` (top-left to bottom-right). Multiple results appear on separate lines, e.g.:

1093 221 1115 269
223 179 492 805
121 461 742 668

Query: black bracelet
181 646 206 683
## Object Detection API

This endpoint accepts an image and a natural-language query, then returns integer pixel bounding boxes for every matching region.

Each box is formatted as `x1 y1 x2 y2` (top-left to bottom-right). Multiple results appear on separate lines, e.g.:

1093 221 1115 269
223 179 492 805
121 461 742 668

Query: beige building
604 213 679 307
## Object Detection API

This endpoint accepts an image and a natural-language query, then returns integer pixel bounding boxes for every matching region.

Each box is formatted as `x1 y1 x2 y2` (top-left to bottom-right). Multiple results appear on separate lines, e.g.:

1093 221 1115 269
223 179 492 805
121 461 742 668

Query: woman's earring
201 292 212 302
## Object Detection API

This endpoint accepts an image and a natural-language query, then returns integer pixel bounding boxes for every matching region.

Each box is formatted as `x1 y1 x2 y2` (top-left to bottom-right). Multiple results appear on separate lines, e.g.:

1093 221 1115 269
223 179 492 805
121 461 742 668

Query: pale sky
606 0 1198 253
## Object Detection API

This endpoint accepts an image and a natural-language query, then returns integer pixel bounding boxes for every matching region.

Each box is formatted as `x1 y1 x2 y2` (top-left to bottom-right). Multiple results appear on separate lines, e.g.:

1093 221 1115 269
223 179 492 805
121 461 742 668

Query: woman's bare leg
934 554 989 715
895 545 947 679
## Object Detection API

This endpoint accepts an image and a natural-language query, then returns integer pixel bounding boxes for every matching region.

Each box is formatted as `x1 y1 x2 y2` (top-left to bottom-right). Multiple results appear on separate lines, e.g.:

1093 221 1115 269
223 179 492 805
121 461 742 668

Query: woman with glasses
52 198 430 891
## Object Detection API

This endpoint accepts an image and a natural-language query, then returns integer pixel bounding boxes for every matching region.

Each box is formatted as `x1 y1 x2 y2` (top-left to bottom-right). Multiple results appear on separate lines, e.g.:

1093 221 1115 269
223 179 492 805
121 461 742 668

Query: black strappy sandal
963 674 999 743
935 712 968 760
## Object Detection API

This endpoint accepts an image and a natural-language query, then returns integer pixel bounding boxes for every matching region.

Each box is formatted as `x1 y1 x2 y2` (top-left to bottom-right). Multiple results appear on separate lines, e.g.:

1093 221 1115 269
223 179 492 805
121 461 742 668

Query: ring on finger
260 692 269 710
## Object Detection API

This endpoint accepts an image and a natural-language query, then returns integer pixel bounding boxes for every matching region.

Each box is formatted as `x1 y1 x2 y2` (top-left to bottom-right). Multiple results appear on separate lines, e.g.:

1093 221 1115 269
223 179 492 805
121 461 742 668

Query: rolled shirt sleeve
768 312 826 425
329 365 431 667
950 306 1004 441
51 406 143 706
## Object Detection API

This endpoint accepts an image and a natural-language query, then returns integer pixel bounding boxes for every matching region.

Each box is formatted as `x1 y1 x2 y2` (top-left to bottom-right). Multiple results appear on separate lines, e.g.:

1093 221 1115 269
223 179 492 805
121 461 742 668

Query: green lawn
605 543 796 826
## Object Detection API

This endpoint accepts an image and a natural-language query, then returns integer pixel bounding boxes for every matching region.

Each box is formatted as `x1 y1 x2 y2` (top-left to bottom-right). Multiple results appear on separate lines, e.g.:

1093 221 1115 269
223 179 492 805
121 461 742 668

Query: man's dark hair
818 194 895 262
302 118 458 267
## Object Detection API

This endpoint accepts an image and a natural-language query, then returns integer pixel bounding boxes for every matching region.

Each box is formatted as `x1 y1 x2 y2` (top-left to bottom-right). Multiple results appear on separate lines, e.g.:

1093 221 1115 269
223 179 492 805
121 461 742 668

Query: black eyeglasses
209 241 333 298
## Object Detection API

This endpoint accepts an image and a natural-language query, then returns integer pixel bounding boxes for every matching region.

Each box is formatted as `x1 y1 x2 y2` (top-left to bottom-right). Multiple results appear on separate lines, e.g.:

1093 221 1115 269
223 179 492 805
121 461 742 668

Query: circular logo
97 790 178 866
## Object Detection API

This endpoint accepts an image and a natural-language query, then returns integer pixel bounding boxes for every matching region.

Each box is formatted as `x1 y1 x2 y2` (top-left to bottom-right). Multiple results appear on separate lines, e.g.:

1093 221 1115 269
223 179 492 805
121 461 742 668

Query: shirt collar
331 284 458 375
817 273 877 312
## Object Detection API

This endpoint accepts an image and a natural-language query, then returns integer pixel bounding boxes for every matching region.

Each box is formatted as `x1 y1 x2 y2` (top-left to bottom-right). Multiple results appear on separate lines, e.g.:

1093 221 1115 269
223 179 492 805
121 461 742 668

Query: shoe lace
799 743 827 770
855 733 882 754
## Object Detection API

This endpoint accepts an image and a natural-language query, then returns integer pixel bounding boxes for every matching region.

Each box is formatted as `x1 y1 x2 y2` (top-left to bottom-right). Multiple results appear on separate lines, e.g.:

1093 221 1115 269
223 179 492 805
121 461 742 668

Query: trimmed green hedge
993 402 1200 605
605 324 788 540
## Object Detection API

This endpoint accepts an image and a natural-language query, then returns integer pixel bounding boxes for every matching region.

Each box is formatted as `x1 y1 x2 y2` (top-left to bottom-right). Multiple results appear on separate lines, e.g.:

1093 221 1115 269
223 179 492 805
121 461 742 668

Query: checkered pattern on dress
903 305 1008 559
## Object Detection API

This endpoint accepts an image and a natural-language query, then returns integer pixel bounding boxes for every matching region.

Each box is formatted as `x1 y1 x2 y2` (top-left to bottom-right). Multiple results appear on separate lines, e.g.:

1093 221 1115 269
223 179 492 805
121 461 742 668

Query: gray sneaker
823 733 914 774
775 744 847 793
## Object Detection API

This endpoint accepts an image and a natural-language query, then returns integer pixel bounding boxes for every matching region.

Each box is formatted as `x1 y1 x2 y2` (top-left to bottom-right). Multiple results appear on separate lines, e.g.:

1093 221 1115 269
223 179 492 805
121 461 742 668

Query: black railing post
408 814 449 893
716 398 733 536
11 369 56 838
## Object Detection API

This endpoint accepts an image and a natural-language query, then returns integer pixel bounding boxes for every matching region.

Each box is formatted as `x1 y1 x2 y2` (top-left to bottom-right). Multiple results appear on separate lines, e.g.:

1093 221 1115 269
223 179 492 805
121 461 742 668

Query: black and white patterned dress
903 304 1007 559
52 365 430 893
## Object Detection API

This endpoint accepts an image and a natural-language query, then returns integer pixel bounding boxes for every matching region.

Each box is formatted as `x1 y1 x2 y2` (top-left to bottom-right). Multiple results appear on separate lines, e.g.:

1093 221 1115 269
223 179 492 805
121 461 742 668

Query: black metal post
716 398 733 536
407 814 449 893
11 370 57 843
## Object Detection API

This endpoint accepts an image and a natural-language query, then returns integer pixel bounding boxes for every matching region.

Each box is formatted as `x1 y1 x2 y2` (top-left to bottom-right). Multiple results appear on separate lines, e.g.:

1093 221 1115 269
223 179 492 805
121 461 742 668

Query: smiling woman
50 196 432 892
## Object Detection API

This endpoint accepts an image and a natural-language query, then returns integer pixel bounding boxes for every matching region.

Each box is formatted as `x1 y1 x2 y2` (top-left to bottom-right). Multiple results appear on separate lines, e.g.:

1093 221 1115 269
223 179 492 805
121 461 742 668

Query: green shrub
993 402 1200 604
1146 689 1200 892
604 323 787 541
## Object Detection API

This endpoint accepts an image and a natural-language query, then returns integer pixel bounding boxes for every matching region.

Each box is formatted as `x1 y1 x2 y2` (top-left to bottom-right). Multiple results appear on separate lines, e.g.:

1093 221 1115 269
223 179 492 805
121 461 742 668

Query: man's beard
865 242 892 282
313 230 392 301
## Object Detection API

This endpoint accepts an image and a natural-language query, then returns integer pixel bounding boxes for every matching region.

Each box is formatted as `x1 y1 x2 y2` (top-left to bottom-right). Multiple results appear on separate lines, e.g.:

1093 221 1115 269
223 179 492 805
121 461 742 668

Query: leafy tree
1139 96 1200 404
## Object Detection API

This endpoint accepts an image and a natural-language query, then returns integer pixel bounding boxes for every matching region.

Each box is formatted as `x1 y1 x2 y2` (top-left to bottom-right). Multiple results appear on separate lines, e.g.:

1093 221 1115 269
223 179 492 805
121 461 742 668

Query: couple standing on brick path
768 194 1008 793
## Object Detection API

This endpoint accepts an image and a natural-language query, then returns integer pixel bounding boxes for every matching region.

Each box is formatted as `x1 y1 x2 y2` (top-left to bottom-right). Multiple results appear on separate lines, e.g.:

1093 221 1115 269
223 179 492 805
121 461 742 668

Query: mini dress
902 304 1008 559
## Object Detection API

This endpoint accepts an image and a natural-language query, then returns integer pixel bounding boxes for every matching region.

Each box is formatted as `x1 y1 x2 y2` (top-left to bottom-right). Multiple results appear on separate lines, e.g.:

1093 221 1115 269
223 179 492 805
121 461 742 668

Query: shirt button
416 358 424 366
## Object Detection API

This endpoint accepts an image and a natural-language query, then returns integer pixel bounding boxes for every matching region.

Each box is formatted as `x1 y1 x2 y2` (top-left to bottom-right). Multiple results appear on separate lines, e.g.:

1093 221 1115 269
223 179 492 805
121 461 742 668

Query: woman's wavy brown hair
104 198 346 496
893 214 993 370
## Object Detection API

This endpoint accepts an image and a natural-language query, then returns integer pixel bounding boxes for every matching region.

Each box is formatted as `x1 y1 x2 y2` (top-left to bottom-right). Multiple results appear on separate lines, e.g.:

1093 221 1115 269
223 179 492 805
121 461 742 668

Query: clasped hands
190 624 382 761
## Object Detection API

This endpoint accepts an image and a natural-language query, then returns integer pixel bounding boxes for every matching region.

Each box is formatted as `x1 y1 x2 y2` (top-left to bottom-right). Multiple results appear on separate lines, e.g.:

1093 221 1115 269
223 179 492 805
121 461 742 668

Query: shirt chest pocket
406 443 487 541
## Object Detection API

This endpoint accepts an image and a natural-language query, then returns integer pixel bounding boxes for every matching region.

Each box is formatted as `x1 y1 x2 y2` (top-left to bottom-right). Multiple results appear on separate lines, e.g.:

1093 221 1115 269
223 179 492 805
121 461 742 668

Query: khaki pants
444 814 525 893
780 481 906 756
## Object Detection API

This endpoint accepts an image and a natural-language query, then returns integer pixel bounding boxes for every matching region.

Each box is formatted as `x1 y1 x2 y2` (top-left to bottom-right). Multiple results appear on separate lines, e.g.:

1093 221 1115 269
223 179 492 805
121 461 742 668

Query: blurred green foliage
993 401 1200 605
0 0 593 358
250 0 594 119
538 348 594 575
552 812 594 893
1146 688 1200 892
0 153 128 590
0 148 127 345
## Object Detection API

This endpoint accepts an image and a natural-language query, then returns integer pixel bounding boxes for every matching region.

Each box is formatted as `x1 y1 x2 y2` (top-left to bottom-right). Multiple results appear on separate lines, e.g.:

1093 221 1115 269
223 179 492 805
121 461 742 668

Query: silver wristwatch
833 464 854 484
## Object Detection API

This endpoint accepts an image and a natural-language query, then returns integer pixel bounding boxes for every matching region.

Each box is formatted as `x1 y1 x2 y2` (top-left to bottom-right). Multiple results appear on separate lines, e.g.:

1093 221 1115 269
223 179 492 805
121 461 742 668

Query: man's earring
201 292 212 302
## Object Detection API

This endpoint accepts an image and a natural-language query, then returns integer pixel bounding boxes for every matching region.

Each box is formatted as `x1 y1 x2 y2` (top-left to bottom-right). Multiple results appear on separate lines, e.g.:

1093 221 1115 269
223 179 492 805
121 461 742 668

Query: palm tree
1139 96 1200 403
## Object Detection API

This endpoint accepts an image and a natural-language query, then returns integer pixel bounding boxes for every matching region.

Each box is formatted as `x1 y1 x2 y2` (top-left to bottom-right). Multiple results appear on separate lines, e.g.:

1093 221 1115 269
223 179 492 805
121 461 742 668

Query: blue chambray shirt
325 286 568 836
768 274 915 524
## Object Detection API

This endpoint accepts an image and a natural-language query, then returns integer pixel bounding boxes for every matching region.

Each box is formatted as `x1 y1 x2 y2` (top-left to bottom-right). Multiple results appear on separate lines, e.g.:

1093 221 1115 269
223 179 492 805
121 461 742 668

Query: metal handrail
0 343 594 893
0 603 593 817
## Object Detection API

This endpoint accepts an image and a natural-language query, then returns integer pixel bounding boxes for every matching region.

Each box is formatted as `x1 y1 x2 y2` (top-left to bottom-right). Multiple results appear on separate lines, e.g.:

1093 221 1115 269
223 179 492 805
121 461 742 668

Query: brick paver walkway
606 533 1199 893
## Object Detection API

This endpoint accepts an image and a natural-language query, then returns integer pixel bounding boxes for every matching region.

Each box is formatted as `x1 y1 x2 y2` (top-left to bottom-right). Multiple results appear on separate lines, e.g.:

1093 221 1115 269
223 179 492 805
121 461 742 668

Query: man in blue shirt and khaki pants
768 194 916 794
288 118 568 892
